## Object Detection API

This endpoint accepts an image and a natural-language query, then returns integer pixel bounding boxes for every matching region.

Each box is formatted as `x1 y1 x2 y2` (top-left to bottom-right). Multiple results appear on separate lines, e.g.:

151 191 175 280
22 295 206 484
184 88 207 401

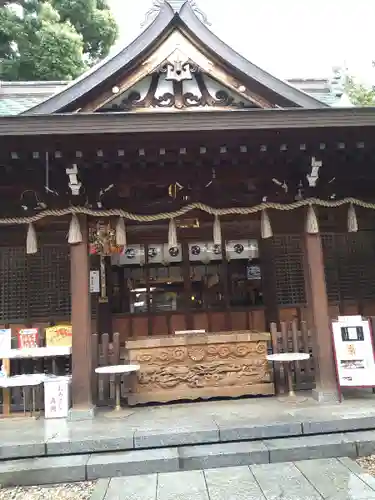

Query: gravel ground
357 456 375 475
0 481 96 500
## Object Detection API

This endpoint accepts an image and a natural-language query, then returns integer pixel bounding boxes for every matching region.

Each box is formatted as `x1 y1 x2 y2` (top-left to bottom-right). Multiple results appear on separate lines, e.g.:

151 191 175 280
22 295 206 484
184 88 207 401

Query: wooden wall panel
249 310 266 331
132 316 148 338
193 313 209 332
211 312 226 332
341 303 360 316
112 316 130 342
113 309 270 342
152 315 168 336
170 314 186 333
279 307 299 323
231 311 247 331
362 301 375 317
328 305 340 319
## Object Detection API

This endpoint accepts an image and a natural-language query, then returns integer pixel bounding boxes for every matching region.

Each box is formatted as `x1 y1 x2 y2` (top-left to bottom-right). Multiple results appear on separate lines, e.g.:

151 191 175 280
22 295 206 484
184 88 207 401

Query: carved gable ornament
164 49 193 82
93 31 273 113
101 63 257 112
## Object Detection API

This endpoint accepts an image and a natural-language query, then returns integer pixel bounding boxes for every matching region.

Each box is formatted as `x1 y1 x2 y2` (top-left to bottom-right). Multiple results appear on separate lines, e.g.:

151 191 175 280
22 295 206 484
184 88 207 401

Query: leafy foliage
0 0 118 81
346 75 375 107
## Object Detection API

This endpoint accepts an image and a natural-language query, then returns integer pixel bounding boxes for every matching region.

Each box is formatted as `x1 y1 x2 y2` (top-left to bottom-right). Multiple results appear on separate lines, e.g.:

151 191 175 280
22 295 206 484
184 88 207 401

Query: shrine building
1 0 375 414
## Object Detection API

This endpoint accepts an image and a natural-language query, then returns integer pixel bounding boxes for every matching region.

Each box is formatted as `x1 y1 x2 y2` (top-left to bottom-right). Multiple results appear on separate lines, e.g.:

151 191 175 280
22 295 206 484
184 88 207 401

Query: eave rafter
1 127 375 220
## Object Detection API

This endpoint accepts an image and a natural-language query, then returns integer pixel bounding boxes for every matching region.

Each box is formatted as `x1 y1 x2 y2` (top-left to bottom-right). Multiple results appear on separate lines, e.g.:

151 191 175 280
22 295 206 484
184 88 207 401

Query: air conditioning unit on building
163 243 182 263
189 242 205 262
188 242 221 263
113 244 145 265
147 244 163 264
225 239 259 261
206 242 222 260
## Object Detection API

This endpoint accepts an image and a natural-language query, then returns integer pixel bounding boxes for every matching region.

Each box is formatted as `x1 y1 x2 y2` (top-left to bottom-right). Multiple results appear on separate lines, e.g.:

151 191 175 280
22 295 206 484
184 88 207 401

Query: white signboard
90 270 100 293
0 329 11 353
332 316 375 387
44 377 71 419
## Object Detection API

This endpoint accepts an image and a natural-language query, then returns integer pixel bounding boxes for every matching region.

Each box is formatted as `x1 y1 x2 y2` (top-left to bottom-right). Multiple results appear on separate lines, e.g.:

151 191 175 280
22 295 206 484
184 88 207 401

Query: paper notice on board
18 328 39 349
45 325 72 348
90 270 100 293
332 318 375 387
0 329 11 353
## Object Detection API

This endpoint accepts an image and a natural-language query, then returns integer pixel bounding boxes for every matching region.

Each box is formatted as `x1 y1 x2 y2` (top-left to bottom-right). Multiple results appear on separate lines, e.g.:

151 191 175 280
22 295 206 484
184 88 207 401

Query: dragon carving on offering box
126 332 275 404
137 360 270 390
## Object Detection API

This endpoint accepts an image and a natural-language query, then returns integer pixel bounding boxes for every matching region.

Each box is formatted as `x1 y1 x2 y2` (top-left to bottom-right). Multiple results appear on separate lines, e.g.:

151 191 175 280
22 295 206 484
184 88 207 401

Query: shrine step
3 412 375 461
2 430 375 487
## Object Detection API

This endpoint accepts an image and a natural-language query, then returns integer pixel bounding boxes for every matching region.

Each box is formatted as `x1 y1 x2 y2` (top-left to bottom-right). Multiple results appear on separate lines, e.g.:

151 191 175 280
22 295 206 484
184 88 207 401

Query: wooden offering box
126 331 274 405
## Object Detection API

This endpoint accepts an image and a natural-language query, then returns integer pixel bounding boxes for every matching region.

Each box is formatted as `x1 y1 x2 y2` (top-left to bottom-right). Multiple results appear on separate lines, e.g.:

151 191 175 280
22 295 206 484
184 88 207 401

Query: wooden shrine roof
24 1 324 115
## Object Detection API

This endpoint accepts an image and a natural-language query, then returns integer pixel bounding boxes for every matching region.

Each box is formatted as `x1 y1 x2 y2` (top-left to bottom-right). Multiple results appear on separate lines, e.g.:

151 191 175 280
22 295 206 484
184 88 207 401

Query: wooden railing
91 332 125 407
270 320 315 394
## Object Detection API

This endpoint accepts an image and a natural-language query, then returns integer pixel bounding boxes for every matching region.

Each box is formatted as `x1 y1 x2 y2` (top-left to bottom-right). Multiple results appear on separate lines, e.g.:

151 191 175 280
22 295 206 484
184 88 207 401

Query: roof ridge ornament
141 0 210 28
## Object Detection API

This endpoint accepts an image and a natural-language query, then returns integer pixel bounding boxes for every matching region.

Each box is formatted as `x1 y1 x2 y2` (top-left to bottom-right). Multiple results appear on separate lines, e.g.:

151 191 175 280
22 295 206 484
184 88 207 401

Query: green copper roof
0 81 67 116
0 97 45 116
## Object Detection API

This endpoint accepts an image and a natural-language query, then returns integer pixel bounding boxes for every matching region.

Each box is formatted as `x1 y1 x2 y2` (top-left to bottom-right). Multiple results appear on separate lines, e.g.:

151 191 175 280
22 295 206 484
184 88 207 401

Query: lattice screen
0 247 28 321
271 235 306 305
0 245 70 322
272 232 375 308
321 234 340 303
323 232 375 303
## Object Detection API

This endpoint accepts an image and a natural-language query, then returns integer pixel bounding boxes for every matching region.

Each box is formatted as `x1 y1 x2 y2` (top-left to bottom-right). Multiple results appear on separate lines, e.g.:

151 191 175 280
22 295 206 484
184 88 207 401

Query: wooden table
267 352 310 398
95 364 140 411
126 331 274 405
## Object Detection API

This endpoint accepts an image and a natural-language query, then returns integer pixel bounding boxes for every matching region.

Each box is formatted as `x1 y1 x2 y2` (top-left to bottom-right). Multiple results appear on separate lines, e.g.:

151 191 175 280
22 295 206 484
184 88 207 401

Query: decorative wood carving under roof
96 41 268 112
24 1 326 115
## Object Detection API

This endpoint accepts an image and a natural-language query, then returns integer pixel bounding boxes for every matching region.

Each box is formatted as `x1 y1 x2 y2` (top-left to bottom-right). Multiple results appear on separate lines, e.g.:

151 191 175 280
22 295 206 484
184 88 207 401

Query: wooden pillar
303 232 339 403
69 215 95 419
221 244 231 331
182 242 193 330
96 257 113 339
259 238 279 329
144 244 153 336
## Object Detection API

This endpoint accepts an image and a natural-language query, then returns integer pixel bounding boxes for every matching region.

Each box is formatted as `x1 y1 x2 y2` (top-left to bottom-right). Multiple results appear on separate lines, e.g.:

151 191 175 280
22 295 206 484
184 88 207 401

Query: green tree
0 0 118 81
346 76 375 107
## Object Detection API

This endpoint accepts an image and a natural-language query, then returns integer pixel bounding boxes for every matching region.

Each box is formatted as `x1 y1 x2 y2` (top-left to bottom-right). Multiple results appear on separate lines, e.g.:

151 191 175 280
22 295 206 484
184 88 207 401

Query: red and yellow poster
18 328 39 349
45 325 72 348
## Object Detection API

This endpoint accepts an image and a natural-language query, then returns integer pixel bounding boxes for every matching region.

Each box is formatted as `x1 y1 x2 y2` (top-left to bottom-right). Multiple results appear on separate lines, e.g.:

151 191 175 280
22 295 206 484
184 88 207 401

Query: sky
108 0 375 83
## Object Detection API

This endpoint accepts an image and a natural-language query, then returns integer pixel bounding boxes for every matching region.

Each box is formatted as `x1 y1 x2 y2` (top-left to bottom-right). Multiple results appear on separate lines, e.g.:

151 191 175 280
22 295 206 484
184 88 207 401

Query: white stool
267 352 310 399
95 364 140 411
0 374 45 417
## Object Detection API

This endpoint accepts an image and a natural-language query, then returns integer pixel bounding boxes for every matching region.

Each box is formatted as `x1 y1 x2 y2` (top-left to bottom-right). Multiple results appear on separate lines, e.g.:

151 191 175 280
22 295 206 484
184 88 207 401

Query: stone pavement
91 458 375 500
2 389 375 460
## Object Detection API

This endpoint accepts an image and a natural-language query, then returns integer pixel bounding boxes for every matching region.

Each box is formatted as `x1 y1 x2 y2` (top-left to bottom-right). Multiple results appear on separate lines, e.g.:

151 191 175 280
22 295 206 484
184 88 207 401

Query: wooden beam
259 238 279 328
70 215 95 418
